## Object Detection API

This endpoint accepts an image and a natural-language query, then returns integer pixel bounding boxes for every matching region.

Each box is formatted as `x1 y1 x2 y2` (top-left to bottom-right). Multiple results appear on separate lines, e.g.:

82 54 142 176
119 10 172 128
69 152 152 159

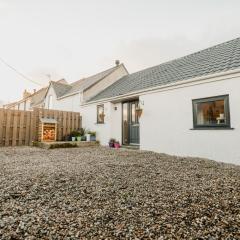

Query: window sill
190 127 234 130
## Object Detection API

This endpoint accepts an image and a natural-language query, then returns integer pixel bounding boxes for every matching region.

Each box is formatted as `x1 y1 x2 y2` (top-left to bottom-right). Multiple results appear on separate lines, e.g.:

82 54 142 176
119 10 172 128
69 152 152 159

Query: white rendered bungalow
82 38 240 165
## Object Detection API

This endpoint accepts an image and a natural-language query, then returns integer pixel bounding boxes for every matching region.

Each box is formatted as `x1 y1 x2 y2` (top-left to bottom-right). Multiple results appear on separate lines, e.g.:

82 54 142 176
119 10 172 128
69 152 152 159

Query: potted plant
114 141 120 149
78 128 86 137
86 131 91 142
70 130 79 141
77 134 81 142
63 134 71 141
71 136 76 141
109 138 115 148
73 128 86 142
90 131 96 141
87 131 96 141
81 135 86 141
136 106 143 118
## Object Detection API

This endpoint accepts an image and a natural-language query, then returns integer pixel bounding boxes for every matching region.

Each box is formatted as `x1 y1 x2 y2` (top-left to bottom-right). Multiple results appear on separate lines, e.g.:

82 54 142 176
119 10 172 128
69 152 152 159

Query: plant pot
90 136 96 141
114 143 120 149
77 136 81 141
81 136 86 141
86 134 91 142
64 135 69 141
71 137 76 141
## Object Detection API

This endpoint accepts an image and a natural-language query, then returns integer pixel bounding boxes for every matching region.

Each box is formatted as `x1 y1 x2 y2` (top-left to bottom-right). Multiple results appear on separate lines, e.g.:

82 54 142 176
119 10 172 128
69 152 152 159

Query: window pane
122 103 128 144
195 99 226 125
131 103 136 123
123 103 128 122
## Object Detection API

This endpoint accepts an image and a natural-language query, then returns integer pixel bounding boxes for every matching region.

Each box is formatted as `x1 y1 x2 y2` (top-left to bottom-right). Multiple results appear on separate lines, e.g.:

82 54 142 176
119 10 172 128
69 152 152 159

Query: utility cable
0 56 44 86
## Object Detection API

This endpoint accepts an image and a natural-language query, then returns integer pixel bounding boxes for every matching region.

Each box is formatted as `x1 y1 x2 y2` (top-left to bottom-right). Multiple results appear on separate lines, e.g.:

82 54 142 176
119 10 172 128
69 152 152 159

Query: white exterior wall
82 102 122 145
140 76 240 165
82 74 240 165
110 102 122 143
44 86 57 110
56 94 82 112
44 85 82 113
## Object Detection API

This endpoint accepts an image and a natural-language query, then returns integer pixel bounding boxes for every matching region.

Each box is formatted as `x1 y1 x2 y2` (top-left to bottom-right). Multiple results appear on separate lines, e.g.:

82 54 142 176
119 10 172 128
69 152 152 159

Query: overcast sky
0 0 239 104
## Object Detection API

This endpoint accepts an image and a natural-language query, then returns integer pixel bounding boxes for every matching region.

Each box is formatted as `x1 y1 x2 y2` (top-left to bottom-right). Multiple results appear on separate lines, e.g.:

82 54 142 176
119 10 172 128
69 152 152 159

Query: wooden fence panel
12 111 19 146
5 110 12 146
0 108 81 147
0 109 4 146
18 111 25 146
62 111 67 138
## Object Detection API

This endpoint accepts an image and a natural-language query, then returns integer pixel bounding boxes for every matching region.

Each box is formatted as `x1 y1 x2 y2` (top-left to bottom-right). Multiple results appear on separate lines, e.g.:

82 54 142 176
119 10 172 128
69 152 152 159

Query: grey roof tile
30 87 48 107
60 65 122 97
51 81 72 98
89 37 240 102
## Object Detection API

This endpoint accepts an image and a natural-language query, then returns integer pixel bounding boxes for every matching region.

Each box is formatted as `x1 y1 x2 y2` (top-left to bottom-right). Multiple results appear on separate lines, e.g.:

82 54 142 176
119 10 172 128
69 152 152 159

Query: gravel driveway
0 147 239 239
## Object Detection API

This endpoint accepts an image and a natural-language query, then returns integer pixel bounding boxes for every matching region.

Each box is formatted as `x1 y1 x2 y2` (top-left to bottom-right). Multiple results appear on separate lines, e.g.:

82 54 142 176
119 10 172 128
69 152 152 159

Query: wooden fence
0 108 82 146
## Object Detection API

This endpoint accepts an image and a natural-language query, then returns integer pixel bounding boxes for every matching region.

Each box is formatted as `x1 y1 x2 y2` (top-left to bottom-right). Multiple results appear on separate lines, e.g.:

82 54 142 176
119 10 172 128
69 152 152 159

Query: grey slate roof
30 87 47 107
58 65 122 98
89 37 240 102
51 81 72 98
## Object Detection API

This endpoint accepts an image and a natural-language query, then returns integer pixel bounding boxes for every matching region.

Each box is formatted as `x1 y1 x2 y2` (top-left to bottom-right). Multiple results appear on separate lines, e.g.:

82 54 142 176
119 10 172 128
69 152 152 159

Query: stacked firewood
43 128 55 141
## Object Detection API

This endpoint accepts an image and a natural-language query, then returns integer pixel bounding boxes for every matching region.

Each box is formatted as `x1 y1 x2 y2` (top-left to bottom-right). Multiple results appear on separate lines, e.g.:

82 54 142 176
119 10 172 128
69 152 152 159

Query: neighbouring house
43 62 128 112
3 88 47 110
4 62 128 112
82 37 240 165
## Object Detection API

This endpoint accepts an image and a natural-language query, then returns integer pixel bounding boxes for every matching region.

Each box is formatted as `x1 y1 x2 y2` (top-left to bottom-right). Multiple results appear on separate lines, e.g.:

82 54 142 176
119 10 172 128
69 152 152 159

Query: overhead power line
0 57 44 86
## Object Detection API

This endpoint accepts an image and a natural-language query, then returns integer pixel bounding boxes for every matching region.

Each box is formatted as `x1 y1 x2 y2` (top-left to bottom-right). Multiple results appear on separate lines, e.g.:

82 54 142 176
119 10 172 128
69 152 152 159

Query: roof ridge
88 37 240 102
52 80 70 86
128 37 240 76
70 64 120 86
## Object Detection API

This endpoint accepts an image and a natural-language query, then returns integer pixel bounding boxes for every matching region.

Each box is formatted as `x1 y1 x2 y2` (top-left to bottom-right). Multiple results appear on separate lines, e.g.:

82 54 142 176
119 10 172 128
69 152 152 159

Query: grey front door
122 100 140 145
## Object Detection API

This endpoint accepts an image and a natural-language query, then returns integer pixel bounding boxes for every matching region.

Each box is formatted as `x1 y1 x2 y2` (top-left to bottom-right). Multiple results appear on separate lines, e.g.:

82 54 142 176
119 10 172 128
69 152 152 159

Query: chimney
115 60 120 66
23 89 31 99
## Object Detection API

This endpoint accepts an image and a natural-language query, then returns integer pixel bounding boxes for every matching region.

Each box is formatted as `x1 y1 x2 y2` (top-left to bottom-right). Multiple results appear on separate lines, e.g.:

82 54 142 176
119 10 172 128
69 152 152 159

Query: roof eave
83 68 240 106
57 90 81 100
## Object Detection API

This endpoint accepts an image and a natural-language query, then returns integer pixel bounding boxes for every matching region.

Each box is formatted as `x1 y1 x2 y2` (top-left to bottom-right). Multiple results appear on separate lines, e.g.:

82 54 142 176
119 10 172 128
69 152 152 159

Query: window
192 95 230 129
48 95 53 109
130 102 139 124
97 105 105 123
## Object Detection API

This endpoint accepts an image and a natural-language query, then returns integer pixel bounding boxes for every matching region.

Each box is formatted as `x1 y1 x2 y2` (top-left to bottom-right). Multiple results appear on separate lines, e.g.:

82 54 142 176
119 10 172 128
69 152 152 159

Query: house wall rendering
139 75 240 165
83 72 240 165
45 84 82 112
55 93 82 112
82 101 123 145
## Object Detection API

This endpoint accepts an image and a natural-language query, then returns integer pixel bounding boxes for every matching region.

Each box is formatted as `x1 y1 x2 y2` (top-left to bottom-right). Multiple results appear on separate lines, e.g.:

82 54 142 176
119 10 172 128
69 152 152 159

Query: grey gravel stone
0 146 239 239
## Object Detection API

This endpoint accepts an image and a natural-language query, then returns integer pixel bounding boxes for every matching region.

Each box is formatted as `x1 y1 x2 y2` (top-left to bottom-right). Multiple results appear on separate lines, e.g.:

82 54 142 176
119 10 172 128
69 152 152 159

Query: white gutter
81 68 240 106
